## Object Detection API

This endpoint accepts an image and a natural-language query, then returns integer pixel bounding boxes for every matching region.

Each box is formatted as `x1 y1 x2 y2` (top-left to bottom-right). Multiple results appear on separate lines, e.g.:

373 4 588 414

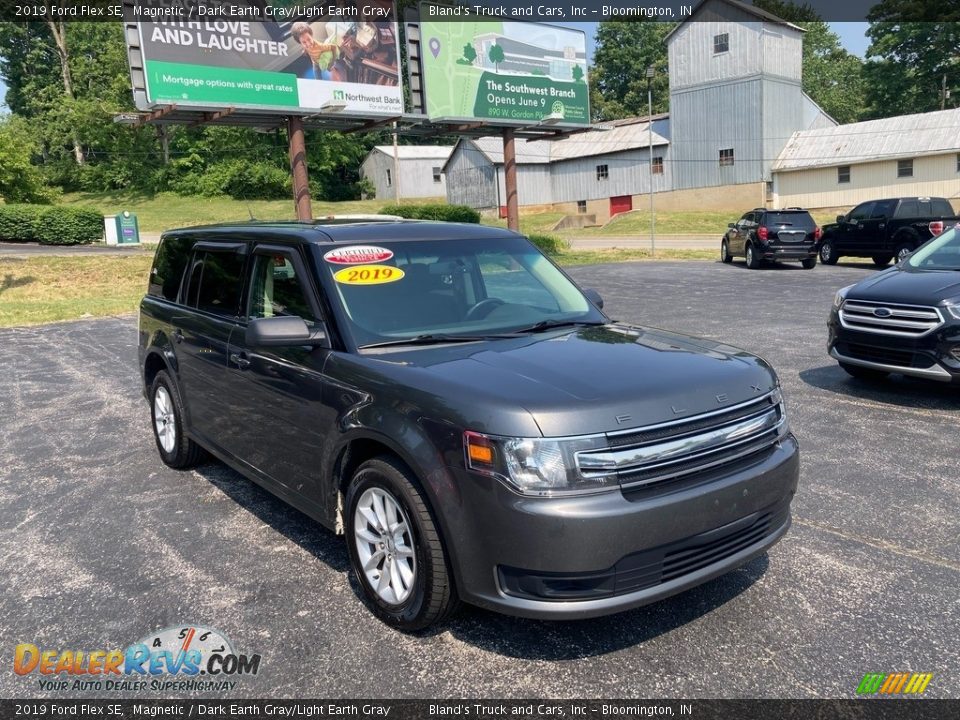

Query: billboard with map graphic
418 4 589 126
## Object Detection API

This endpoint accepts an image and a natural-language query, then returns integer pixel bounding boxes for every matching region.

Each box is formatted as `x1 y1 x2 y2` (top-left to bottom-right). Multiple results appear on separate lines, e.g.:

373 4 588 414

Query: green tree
462 42 477 64
754 0 866 123
572 64 584 83
0 115 56 203
862 0 960 118
590 21 673 121
488 43 505 73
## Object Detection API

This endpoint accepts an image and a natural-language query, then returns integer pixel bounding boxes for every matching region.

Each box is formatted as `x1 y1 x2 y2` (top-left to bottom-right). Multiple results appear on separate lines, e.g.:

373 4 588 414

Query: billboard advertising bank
419 3 589 126
136 1 402 116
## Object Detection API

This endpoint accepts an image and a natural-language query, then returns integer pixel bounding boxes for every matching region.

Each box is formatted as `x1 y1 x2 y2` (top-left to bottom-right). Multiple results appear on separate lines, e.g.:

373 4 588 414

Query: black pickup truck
819 197 959 267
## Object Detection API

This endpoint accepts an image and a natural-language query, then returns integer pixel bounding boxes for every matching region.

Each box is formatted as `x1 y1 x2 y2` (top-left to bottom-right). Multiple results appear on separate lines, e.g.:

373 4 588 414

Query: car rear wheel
345 456 459 632
872 254 893 267
150 370 205 469
840 362 889 382
720 239 733 263
801 257 817 269
819 239 839 265
745 243 761 269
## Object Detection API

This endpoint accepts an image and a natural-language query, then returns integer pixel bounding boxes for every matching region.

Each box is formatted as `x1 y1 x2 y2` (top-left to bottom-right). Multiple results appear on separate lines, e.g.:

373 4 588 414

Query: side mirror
583 288 604 310
727 222 736 229
836 215 845 224
246 316 327 347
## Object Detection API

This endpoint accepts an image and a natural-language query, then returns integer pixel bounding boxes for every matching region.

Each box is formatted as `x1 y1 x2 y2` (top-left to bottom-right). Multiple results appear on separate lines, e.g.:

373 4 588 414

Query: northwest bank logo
14 625 260 692
331 88 400 105
857 672 933 696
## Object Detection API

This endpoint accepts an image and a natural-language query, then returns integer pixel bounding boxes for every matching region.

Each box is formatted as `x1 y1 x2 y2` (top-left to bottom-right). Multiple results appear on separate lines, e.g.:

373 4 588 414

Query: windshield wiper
513 319 605 334
359 332 524 349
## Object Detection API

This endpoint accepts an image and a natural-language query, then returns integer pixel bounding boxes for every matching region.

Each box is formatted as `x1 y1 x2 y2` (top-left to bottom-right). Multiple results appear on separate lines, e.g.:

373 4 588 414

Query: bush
526 233 568 256
35 207 104 245
380 203 480 224
0 204 45 242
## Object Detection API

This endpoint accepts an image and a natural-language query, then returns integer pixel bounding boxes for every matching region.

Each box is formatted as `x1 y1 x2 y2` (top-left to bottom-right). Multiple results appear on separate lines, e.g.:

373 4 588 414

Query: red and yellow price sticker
333 265 405 286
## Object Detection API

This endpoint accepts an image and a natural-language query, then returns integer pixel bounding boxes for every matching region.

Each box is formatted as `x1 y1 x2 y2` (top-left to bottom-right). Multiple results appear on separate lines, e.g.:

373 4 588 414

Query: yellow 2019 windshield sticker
333 265 405 285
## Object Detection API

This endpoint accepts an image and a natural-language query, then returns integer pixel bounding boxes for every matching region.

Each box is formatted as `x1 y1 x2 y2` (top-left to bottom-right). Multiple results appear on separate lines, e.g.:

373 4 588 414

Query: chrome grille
576 393 786 491
840 300 943 337
774 230 807 243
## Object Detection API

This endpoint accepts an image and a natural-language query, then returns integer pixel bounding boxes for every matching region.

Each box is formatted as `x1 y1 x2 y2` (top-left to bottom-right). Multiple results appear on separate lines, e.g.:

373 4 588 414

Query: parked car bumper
759 243 818 260
443 435 799 620
828 310 960 383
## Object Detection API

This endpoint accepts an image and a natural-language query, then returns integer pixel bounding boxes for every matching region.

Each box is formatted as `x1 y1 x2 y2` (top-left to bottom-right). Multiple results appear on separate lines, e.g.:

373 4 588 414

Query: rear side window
183 251 246 318
764 212 814 228
148 236 193 302
896 200 919 217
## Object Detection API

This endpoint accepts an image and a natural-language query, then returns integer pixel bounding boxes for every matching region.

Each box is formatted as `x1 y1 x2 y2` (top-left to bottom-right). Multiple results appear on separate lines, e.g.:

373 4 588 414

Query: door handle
229 352 251 370
172 329 183 344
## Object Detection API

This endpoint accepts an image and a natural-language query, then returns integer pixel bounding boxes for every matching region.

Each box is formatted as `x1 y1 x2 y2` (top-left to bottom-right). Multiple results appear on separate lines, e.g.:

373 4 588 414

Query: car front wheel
721 239 733 263
150 370 205 469
345 456 458 631
819 240 839 265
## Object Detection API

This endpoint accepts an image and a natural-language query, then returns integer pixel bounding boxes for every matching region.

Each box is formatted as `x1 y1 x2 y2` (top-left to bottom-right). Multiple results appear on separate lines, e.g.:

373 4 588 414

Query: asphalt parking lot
1 259 958 699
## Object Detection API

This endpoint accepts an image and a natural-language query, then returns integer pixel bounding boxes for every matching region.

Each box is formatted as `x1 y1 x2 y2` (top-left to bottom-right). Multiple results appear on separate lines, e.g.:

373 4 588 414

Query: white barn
359 145 453 201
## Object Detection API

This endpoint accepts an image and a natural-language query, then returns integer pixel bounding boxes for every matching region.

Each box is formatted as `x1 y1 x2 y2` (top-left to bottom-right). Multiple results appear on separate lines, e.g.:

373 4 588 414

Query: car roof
161 219 522 244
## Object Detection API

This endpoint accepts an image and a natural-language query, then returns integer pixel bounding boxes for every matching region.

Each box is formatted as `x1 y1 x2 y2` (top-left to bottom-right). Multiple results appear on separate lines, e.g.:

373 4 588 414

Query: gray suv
139 219 799 631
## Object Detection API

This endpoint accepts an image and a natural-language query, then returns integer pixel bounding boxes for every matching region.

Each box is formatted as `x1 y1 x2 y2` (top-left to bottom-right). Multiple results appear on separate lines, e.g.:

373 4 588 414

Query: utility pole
502 127 520 232
288 116 313 222
646 66 656 258
392 121 402 203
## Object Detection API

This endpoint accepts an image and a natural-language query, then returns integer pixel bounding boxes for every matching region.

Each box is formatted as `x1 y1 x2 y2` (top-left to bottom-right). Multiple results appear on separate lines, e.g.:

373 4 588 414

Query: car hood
849 266 960 305
368 323 778 436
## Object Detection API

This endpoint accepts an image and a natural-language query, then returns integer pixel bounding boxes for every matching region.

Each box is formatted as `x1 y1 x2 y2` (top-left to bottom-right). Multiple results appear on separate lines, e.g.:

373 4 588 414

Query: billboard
418 5 589 126
135 2 403 116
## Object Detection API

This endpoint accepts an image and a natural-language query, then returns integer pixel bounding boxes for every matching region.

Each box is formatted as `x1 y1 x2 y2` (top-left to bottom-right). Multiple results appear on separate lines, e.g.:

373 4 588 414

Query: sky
0 22 871 112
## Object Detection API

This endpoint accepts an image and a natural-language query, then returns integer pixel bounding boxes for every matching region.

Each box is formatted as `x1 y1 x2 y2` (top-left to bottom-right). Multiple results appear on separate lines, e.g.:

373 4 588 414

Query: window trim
576 200 587 214
719 148 735 167
432 166 442 183
897 158 914 178
652 156 664 175
596 164 609 181
713 33 729 54
244 244 326 325
837 165 851 184
385 168 392 187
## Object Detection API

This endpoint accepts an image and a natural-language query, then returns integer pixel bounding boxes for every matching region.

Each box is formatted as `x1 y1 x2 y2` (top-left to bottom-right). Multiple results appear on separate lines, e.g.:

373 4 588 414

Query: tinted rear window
764 212 814 228
148 236 193 301
184 251 246 318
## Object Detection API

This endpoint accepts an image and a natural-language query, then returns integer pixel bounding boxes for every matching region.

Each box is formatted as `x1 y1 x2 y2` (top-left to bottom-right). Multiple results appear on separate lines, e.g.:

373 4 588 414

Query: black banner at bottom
1 700 959 720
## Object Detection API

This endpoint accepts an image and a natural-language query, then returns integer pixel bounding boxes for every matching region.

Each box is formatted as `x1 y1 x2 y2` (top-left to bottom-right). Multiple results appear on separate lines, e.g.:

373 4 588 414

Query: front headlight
833 284 855 309
464 431 617 496
944 297 960 320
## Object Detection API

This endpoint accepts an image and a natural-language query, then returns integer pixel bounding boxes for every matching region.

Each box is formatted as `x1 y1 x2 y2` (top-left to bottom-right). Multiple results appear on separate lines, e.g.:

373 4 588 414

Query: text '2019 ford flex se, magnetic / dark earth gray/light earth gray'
138 220 800 631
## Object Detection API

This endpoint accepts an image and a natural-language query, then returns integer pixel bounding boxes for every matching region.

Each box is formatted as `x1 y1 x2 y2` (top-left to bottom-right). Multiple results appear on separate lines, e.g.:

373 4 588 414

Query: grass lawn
0 255 154 327
0 249 712 327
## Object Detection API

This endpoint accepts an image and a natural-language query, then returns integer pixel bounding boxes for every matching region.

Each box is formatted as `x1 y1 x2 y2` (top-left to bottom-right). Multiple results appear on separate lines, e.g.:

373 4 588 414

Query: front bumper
828 309 960 383
443 434 799 620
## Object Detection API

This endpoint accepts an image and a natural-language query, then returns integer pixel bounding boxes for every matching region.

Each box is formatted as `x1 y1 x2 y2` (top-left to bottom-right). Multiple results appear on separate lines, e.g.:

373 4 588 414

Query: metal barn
359 146 453 201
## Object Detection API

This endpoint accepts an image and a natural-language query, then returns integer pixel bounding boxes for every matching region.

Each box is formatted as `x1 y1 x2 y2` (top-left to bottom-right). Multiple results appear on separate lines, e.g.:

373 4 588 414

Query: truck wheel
745 243 761 269
801 257 817 269
345 456 459 632
150 370 205 469
840 362 889 382
721 239 733 263
819 239 839 265
872 255 893 267
894 242 914 262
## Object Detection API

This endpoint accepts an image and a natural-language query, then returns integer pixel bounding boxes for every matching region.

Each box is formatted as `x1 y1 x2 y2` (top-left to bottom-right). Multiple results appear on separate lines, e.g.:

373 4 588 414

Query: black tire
872 254 893 267
801 257 817 269
893 241 914 263
745 243 762 269
819 239 839 265
840 362 889 382
150 370 205 469
720 239 733 263
345 456 459 631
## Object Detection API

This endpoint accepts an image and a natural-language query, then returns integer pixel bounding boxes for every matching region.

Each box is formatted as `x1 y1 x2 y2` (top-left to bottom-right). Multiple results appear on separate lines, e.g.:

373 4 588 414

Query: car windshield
906 226 960 270
316 235 605 348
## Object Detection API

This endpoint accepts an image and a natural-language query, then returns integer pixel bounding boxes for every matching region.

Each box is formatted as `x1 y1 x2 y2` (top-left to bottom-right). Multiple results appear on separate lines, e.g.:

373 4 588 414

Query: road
0 260 957 699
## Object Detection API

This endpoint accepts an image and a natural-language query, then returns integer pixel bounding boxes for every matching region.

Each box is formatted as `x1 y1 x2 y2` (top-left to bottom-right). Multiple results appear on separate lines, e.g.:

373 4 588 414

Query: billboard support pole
288 115 313 222
502 128 520 232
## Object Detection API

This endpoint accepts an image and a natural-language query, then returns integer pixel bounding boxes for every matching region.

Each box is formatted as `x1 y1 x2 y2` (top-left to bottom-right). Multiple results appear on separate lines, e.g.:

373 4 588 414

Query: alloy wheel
153 386 177 454
353 487 417 605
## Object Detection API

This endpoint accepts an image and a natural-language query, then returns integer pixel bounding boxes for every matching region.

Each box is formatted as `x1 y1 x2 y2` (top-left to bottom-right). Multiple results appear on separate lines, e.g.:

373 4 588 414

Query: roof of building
773 107 960 173
369 145 454 161
665 0 804 41
447 115 671 169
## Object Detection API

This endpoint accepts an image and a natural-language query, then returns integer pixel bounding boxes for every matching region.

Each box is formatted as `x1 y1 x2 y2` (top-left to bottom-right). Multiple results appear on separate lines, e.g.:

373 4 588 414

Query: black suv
721 208 821 269
829 222 960 383
139 220 799 630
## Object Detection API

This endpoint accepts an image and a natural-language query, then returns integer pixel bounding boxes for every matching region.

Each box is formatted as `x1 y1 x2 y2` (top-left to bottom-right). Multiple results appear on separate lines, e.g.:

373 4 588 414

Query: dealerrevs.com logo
14 625 261 692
